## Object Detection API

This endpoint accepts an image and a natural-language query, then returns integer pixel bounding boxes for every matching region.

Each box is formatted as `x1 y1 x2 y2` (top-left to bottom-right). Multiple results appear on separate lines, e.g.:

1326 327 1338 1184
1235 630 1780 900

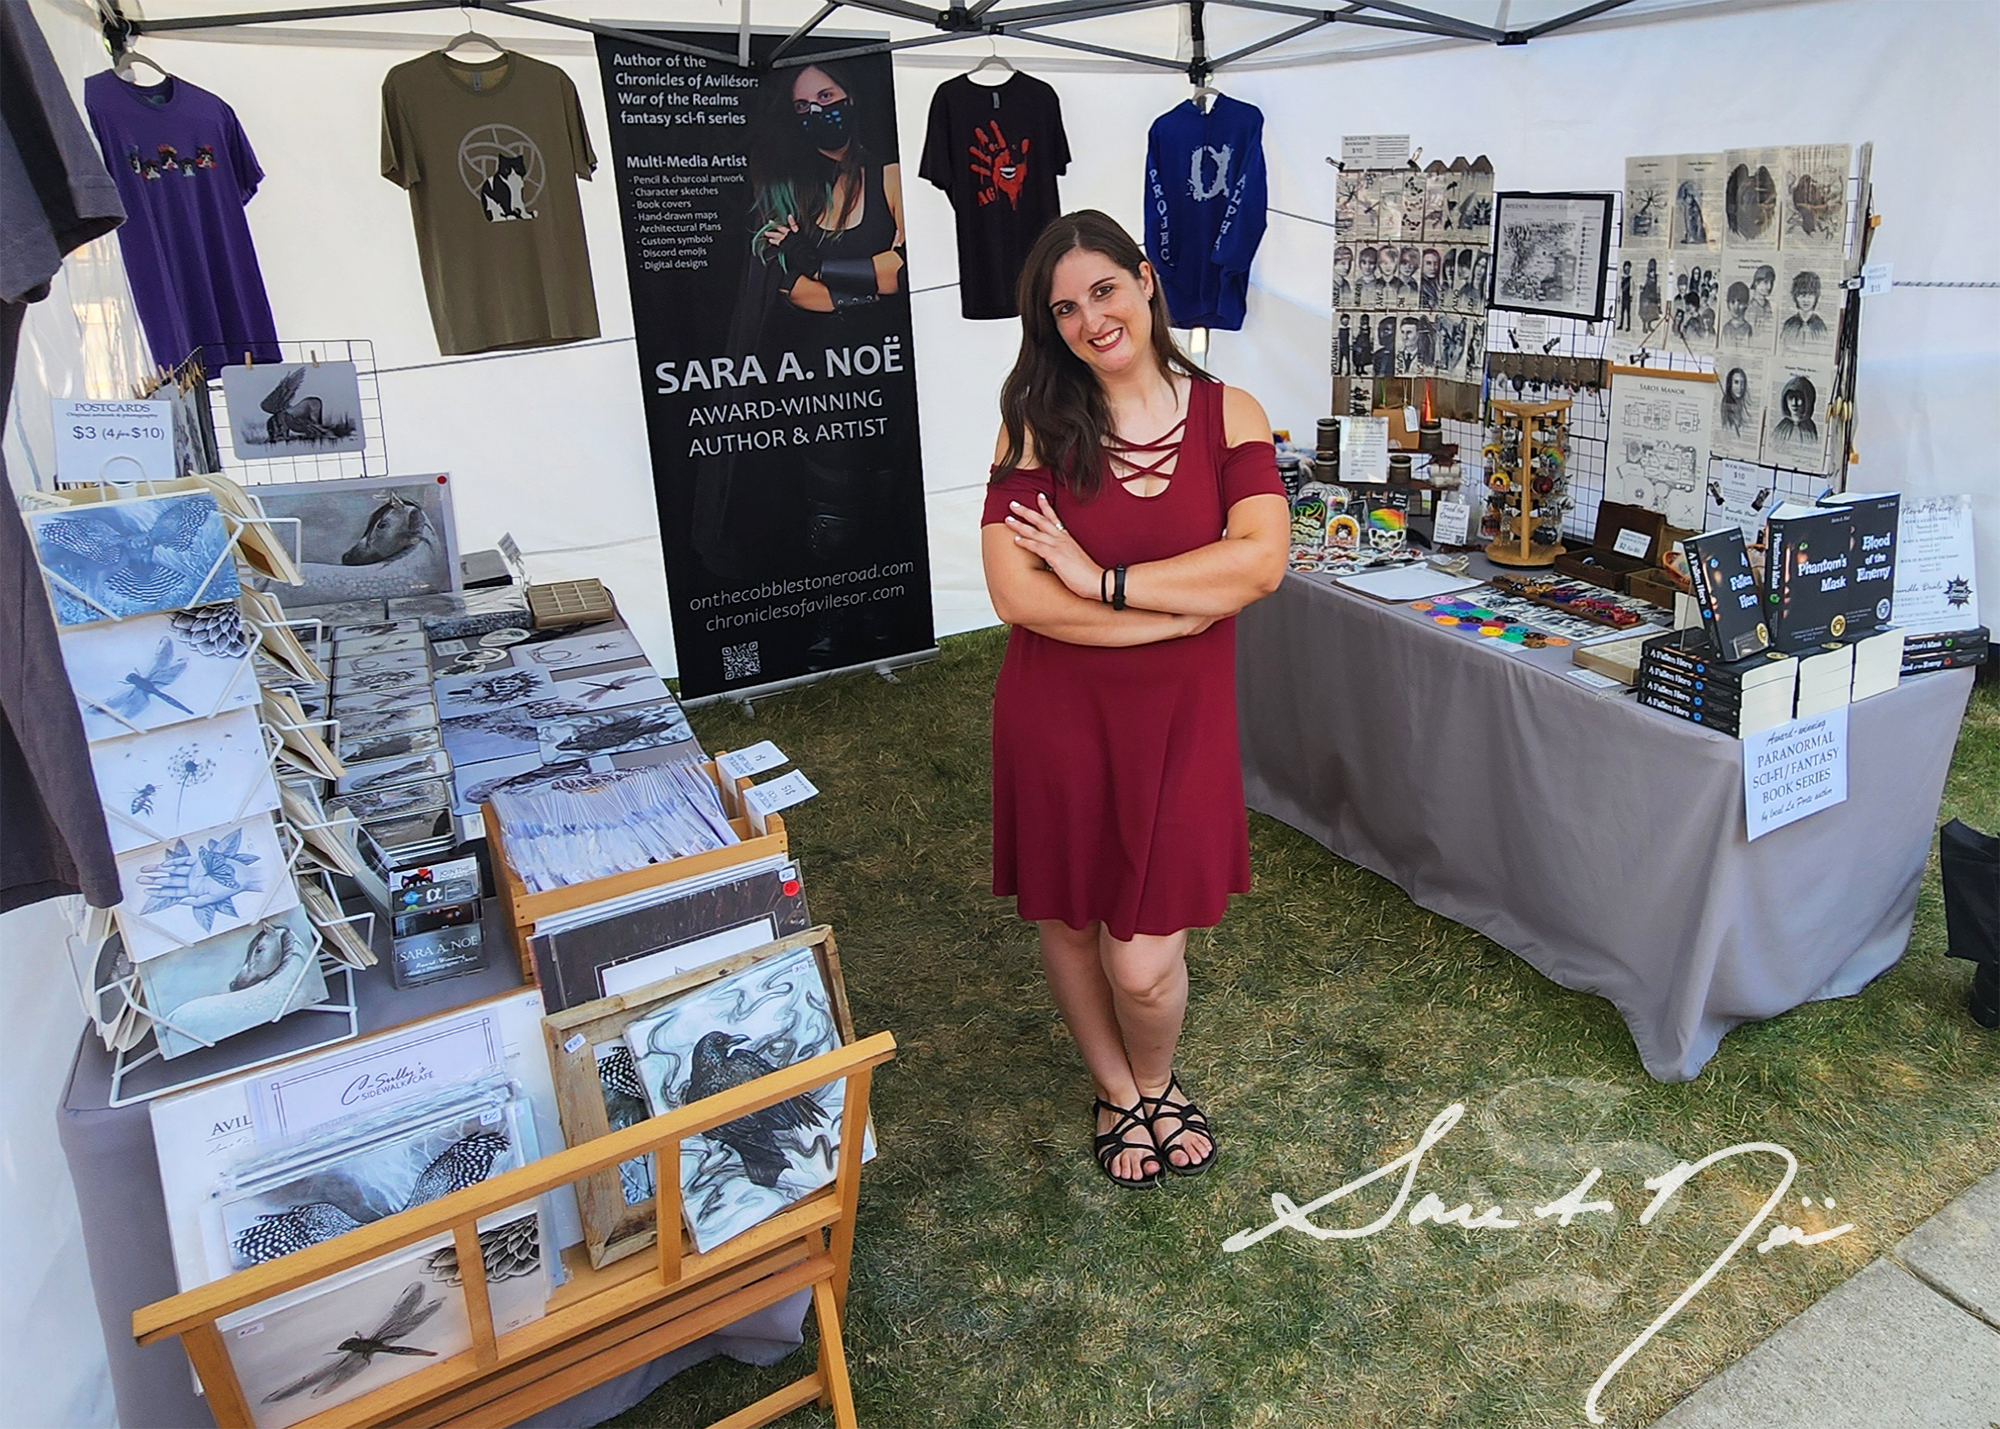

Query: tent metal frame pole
1517 0 1635 41
769 1 839 61
982 0 1180 28
1346 0 1504 41
771 27 981 66
999 24 1186 68
1211 15 1324 67
107 0 1627 71
1208 0 1464 39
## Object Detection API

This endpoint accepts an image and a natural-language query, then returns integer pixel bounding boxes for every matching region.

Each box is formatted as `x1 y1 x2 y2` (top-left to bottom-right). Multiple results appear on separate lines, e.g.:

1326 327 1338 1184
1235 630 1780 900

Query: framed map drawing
1488 191 1613 321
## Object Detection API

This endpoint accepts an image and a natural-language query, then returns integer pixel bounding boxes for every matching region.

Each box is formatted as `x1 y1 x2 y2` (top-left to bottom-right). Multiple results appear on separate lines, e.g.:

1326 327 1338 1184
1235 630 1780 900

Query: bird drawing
104 638 194 721
684 1032 825 1189
341 494 435 567
260 1282 444 1404
34 496 232 621
258 367 349 447
232 1131 511 1266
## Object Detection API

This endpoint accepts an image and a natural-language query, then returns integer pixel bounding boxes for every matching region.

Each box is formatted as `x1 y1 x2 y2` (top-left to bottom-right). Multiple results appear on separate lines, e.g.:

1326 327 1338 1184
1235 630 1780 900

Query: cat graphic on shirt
478 152 536 222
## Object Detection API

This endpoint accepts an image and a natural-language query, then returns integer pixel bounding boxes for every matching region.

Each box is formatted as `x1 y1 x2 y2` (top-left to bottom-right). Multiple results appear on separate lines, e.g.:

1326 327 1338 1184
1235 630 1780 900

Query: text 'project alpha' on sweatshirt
1144 94 1267 332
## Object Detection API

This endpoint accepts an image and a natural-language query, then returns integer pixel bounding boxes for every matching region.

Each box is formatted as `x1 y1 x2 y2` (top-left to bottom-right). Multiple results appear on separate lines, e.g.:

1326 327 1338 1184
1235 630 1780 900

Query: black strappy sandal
1093 1097 1164 1190
1141 1074 1218 1178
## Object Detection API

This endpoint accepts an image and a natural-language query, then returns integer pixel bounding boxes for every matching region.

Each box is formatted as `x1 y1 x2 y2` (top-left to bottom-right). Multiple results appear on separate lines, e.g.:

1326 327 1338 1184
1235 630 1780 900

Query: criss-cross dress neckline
1105 387 1192 499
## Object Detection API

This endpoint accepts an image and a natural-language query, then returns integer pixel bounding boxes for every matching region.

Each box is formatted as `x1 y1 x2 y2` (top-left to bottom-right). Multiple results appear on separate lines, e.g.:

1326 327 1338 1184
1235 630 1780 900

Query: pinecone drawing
171 602 248 658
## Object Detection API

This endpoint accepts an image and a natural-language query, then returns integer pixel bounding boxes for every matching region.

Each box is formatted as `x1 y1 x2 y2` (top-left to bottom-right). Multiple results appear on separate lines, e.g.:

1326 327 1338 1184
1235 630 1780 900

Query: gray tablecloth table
1236 567 1974 1081
57 942 809 1429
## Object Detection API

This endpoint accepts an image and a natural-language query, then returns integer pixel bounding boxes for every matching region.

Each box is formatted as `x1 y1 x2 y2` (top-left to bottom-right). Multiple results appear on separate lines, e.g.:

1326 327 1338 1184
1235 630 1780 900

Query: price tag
1613 527 1653 559
742 769 818 835
1860 262 1893 297
1433 499 1471 548
52 398 175 485
1341 134 1410 168
716 740 787 782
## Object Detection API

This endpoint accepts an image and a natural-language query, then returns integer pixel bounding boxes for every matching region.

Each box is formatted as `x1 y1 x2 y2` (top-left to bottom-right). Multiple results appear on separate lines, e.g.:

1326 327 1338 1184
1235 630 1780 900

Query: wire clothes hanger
440 4 505 60
966 36 1015 85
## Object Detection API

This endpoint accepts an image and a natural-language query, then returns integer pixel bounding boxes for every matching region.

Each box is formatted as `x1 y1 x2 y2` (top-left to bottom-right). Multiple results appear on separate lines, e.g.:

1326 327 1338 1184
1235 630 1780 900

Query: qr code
722 641 760 681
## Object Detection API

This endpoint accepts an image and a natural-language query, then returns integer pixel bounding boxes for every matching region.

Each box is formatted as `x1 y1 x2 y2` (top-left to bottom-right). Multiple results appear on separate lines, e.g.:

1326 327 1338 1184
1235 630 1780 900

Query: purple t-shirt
83 71 280 369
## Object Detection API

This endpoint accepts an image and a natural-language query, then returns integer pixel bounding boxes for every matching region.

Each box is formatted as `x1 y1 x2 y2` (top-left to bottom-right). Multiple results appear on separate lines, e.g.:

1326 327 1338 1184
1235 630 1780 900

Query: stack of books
1901 626 1990 676
1795 642 1856 718
1637 629 1799 737
1847 628 1906 701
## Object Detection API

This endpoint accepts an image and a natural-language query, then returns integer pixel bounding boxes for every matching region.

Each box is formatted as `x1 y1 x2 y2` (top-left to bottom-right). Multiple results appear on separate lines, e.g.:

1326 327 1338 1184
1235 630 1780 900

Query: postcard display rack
27 475 377 1106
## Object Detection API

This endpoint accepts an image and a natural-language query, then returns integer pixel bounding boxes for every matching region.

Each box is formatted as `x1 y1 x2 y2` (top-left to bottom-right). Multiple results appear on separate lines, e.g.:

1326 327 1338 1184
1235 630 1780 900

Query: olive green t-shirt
381 51 600 356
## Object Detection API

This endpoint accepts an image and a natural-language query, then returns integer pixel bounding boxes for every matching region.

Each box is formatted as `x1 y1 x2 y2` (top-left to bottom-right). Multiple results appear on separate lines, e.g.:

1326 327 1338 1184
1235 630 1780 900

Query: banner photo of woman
595 35 934 697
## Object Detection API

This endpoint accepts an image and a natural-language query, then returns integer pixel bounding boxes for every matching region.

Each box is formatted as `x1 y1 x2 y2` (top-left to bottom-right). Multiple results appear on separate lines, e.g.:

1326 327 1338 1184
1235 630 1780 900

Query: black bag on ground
1938 819 2000 1028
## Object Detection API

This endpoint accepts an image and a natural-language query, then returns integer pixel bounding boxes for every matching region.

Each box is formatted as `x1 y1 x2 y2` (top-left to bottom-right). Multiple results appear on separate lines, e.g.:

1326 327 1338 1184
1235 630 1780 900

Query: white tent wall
3 2 1994 1423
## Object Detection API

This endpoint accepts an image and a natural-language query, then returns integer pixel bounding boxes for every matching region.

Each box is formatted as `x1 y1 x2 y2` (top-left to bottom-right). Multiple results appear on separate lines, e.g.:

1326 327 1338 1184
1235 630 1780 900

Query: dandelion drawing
166 742 217 820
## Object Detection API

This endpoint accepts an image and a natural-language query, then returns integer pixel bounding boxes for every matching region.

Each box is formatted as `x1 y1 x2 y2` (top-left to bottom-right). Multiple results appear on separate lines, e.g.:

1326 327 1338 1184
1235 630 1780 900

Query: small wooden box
1627 567 1686 610
484 758 786 978
527 578 617 631
1553 501 1666 591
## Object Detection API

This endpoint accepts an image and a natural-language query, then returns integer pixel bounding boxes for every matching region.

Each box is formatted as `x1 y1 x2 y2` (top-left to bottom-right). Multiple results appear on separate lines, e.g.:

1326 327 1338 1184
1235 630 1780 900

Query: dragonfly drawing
573 672 651 705
103 638 194 722
260 1282 445 1403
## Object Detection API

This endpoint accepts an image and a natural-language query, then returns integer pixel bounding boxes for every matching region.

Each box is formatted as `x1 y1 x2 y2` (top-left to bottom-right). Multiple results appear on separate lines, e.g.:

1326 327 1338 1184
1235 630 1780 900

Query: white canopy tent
4 0 1994 1421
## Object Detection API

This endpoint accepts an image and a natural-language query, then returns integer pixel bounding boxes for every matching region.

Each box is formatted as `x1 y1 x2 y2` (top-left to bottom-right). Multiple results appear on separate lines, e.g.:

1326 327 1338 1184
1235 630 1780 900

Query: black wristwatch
1112 565 1128 611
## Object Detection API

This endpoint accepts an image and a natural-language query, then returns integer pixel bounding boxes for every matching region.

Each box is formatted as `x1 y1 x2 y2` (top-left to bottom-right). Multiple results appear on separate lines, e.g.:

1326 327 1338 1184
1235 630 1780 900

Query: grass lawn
612 627 2000 1429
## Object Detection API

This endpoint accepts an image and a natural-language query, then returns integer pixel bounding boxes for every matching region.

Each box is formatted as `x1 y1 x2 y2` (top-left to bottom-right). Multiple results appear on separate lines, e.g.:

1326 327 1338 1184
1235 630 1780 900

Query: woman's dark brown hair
994 210 1208 500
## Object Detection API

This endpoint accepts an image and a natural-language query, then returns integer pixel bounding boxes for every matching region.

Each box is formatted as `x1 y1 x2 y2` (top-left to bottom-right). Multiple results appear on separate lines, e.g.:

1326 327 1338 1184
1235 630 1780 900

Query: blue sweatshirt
1143 95 1268 331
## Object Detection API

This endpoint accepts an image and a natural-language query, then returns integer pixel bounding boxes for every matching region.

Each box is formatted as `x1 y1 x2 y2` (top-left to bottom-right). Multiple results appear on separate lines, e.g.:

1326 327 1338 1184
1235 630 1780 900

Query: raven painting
684 1031 825 1188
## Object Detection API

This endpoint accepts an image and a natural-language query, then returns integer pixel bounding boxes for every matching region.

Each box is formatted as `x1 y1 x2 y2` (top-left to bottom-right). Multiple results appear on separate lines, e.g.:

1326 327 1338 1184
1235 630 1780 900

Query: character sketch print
622 945 872 1253
29 490 240 626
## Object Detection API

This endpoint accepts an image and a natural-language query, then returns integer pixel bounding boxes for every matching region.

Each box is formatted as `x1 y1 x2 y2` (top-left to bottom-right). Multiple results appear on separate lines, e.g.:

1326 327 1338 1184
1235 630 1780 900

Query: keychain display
1483 398 1571 568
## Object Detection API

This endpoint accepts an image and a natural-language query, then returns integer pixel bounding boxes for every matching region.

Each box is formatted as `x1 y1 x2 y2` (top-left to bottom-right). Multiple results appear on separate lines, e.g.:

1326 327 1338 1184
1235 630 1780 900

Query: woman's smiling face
1047 247 1155 379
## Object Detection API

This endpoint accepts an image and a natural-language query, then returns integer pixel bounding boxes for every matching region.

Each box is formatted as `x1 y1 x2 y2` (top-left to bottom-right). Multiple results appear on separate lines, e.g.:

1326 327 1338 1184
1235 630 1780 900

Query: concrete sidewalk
1651 1167 2000 1428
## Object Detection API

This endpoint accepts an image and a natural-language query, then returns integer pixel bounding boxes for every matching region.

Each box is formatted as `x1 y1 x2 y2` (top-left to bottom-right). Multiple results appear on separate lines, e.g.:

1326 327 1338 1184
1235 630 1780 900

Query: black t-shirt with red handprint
919 73 1070 320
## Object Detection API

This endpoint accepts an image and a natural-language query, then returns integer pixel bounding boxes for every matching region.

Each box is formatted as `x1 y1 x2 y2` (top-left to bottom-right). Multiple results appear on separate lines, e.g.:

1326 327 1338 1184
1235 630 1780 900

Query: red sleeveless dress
982 378 1285 940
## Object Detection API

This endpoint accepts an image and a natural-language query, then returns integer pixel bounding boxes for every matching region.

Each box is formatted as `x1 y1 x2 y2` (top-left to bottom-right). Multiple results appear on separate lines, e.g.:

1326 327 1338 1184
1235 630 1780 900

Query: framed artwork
337 724 442 767
89 705 280 854
1605 366 1717 530
114 812 300 962
333 748 453 799
434 665 556 716
60 602 259 741
542 926 856 1269
622 936 871 1255
250 475 458 608
28 489 240 626
135 905 328 1060
1488 191 1614 321
219 362 366 460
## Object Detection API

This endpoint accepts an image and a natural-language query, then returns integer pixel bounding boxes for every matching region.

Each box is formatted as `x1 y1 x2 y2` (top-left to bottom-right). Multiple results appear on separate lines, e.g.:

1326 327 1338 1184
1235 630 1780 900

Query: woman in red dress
981 212 1289 1188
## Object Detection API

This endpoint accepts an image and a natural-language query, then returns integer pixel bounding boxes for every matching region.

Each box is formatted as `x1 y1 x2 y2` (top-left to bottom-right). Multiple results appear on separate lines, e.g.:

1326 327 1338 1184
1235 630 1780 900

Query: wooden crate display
133 1029 896 1429
545 926 861 1270
484 757 785 979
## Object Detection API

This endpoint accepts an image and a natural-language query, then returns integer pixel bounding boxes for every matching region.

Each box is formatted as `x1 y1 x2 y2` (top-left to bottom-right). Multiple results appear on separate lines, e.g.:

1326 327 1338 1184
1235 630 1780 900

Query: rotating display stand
1484 398 1570 568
